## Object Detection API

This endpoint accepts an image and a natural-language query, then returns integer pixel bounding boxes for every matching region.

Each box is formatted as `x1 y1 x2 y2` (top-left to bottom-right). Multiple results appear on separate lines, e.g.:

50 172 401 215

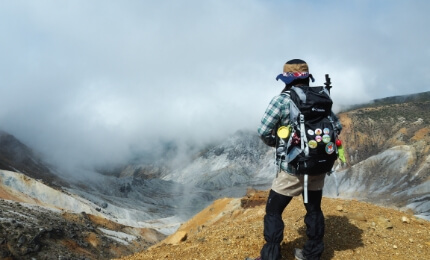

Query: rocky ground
119 189 430 260
0 199 165 260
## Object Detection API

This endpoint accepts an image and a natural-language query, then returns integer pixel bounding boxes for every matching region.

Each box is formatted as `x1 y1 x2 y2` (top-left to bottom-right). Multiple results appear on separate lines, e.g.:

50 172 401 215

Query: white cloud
0 0 429 173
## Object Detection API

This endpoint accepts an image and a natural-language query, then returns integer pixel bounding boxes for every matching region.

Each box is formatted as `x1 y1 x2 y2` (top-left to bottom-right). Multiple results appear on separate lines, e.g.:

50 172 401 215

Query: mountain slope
323 92 430 219
324 145 430 219
0 131 66 187
1 91 430 259
0 169 167 259
118 190 430 260
162 130 273 194
337 94 430 163
160 91 430 219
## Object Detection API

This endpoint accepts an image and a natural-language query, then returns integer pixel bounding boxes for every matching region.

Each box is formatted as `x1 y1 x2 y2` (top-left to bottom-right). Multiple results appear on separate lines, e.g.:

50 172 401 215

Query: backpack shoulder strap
280 90 301 126
290 86 307 103
280 90 291 98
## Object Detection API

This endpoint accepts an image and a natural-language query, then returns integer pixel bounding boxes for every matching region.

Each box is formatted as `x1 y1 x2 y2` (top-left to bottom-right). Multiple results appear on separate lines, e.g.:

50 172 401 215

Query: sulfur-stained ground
118 189 430 260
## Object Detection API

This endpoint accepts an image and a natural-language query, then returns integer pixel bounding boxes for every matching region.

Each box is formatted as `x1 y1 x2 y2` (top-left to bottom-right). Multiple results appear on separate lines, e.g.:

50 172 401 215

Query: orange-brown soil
119 189 430 260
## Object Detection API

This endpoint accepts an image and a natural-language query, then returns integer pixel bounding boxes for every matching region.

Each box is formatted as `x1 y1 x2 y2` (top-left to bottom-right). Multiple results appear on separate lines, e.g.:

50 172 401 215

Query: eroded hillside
326 95 430 218
338 98 430 166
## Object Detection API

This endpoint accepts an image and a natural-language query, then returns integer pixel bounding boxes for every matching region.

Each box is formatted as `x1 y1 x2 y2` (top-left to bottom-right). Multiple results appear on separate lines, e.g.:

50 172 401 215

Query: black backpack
282 85 339 175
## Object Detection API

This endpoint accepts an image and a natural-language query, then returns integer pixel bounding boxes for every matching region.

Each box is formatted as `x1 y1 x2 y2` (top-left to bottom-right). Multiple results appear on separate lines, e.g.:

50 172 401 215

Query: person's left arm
257 96 284 147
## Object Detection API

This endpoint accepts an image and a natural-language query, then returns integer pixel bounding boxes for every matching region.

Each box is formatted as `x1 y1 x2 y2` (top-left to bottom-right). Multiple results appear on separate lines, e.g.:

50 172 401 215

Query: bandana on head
276 59 315 84
276 72 315 84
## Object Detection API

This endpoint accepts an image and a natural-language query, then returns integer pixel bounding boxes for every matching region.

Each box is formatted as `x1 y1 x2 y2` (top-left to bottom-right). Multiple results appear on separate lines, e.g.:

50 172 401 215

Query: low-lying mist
2 1 430 180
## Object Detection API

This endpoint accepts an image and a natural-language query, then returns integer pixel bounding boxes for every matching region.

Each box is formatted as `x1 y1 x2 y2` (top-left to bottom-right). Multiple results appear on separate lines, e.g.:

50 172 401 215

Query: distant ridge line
342 90 430 112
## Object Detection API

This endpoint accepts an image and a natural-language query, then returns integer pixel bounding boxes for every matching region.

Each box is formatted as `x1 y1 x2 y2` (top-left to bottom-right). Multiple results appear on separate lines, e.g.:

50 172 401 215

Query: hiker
250 59 342 260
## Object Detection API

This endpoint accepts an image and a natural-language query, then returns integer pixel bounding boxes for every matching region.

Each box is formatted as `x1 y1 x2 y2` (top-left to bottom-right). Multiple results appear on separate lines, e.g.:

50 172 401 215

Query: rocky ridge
0 198 165 260
0 169 166 260
118 189 430 260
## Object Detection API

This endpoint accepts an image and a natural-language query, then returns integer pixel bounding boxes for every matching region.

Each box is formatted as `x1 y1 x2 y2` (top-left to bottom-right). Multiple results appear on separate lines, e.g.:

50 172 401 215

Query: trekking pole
333 171 340 196
324 74 332 94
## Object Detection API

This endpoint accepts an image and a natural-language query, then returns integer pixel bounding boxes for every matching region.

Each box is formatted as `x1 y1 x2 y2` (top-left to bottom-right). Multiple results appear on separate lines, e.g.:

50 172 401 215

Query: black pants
260 189 325 260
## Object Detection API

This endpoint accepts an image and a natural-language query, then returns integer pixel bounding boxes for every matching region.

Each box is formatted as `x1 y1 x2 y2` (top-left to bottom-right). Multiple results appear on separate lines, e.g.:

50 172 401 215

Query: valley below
0 91 429 259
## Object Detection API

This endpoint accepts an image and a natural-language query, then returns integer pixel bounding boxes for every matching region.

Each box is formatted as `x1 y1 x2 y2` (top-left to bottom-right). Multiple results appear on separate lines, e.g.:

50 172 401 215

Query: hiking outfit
256 59 342 260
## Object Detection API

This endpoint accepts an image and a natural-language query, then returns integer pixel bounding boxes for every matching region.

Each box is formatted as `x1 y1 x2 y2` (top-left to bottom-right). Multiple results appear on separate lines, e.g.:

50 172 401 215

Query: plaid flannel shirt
258 94 291 147
257 92 342 172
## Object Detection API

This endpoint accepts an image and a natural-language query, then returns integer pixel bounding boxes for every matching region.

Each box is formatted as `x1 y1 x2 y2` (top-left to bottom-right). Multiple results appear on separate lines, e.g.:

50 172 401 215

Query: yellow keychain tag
277 126 291 139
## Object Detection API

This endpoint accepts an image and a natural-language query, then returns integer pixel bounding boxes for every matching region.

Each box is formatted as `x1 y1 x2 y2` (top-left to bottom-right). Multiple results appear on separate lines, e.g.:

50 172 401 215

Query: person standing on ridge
248 59 342 260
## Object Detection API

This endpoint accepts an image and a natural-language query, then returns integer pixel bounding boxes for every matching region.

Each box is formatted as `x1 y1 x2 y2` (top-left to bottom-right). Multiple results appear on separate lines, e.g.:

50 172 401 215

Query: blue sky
0 0 429 173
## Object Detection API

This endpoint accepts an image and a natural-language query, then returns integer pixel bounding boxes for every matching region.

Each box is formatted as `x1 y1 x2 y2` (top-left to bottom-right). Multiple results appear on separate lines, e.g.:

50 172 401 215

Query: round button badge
325 142 335 154
308 140 317 149
322 135 331 143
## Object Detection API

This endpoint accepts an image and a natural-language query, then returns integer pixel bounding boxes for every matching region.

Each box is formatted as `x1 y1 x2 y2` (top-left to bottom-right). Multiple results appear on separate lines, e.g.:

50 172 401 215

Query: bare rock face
0 198 165 260
338 92 430 165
